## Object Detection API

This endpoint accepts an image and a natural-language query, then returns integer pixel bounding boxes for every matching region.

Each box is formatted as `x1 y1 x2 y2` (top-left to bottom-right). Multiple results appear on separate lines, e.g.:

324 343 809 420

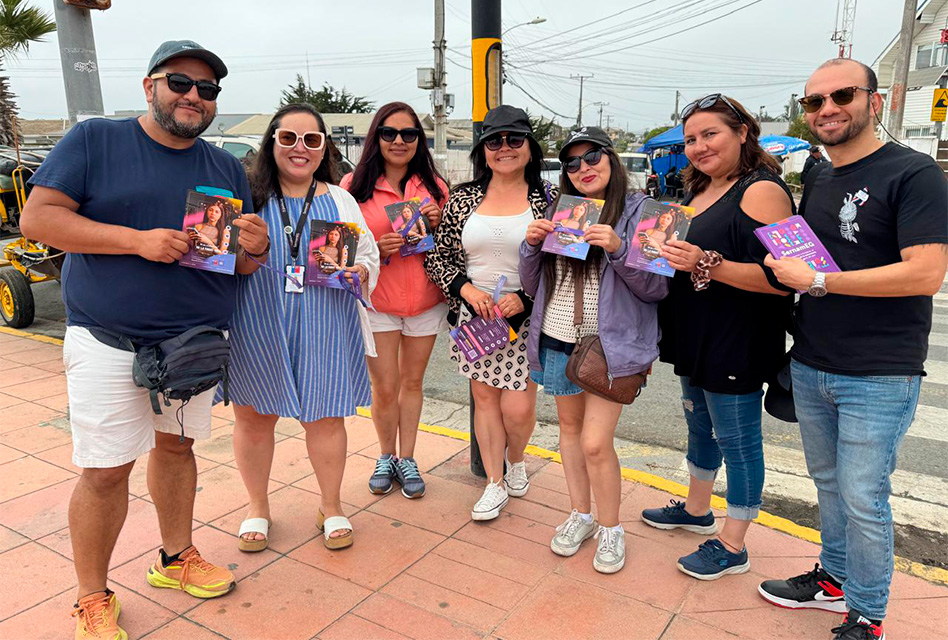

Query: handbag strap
573 270 583 337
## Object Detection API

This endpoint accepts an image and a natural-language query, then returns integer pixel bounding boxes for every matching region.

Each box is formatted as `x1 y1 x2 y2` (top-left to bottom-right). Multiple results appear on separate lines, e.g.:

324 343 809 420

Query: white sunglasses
273 128 326 151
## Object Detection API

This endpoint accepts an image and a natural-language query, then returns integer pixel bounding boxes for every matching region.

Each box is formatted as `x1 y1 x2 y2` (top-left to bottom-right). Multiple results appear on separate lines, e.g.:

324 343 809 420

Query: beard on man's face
808 101 872 147
152 92 215 139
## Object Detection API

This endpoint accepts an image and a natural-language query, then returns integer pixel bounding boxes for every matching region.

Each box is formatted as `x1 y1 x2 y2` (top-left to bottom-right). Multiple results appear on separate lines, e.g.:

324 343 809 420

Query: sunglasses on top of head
483 132 527 151
680 93 745 124
273 128 326 151
378 126 421 143
149 73 222 101
563 148 604 174
797 86 873 114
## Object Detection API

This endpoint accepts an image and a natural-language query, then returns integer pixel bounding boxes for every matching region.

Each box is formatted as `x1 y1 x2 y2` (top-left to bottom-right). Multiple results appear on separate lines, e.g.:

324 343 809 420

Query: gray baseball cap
147 40 228 80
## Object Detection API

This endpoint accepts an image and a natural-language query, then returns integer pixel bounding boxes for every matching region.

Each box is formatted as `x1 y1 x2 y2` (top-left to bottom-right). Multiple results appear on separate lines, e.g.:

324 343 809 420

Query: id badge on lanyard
276 178 318 294
285 265 305 293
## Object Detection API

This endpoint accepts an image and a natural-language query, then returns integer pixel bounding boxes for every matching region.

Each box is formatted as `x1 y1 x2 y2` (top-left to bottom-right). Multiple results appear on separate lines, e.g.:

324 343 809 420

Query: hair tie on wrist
691 250 722 291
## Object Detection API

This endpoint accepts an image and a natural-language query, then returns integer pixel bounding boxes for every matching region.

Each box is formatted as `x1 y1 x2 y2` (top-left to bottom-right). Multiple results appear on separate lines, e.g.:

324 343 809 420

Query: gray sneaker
593 525 626 574
369 454 396 495
394 457 426 499
503 447 529 497
551 510 598 557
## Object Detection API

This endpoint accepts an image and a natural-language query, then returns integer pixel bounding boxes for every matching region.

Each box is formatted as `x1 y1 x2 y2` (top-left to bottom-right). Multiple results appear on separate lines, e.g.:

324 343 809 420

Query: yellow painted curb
357 405 948 586
0 326 64 346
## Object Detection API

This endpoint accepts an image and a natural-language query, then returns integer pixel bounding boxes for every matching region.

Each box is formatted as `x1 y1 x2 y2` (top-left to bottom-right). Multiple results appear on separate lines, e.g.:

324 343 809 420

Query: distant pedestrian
801 145 827 184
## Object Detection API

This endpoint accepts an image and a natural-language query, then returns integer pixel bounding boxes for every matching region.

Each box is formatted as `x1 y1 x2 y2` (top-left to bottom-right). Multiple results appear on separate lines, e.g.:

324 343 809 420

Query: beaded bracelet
691 250 723 291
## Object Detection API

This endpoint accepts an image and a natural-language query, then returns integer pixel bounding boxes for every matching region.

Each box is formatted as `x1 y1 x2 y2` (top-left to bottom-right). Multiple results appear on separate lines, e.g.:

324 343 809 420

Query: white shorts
366 302 449 337
63 326 214 469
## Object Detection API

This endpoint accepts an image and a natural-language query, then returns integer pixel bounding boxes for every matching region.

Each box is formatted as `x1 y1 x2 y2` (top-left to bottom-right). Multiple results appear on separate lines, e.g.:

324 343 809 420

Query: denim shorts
530 344 583 396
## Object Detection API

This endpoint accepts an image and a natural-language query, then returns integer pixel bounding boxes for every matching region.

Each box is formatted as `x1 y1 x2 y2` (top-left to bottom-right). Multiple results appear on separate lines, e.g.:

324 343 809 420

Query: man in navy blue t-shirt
22 40 270 638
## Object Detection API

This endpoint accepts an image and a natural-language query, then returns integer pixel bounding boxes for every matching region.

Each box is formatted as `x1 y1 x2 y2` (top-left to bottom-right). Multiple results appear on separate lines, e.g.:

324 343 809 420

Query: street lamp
502 17 546 36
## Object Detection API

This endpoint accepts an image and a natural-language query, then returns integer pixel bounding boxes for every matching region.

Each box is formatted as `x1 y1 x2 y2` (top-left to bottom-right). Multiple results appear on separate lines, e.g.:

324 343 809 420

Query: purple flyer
625 200 696 277
754 215 841 275
541 195 604 260
450 307 518 363
305 220 360 289
179 190 242 275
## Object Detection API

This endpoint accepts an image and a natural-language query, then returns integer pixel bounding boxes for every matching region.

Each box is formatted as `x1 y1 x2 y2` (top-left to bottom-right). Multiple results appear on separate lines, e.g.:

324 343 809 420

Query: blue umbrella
760 135 810 156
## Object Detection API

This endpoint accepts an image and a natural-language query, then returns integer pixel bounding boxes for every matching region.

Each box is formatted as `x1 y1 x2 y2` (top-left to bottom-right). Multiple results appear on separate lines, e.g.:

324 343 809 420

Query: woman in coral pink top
341 102 449 499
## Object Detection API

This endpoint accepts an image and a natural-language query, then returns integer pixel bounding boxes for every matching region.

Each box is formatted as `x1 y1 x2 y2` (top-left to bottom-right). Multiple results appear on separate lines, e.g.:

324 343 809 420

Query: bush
785 171 802 186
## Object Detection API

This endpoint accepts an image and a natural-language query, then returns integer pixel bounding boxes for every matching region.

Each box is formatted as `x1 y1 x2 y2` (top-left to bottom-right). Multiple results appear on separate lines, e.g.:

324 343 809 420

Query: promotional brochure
305 221 360 289
541 195 604 260
384 197 434 257
179 190 242 274
450 309 518 363
625 200 696 277
754 215 841 291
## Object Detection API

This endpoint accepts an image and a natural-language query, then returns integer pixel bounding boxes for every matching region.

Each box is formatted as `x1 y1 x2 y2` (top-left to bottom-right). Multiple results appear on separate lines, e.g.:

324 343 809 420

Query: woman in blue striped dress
224 104 379 552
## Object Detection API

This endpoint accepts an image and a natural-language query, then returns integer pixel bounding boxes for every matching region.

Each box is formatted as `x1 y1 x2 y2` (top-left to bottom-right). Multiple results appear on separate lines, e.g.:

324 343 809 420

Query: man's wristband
245 238 270 258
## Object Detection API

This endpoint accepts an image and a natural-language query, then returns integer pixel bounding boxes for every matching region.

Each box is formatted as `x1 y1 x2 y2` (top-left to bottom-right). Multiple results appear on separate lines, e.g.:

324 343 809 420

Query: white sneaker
503 447 529 497
593 525 626 574
550 510 598 557
471 480 509 521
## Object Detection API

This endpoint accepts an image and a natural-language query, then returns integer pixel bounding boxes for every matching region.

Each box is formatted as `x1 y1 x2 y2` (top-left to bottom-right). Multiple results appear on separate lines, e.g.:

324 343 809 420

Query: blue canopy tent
637 124 683 152
638 124 687 196
759 135 810 156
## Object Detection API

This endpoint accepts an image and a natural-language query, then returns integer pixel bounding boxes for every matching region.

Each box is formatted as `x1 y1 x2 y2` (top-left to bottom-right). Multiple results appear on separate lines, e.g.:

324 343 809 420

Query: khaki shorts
366 302 449 337
63 326 213 469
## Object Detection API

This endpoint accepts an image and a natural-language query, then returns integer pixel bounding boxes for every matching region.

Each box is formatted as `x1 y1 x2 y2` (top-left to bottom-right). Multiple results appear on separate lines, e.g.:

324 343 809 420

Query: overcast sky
8 0 906 134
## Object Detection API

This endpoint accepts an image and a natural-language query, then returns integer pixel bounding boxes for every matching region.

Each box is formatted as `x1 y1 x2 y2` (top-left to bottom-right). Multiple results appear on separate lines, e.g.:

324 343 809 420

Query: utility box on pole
53 1 106 125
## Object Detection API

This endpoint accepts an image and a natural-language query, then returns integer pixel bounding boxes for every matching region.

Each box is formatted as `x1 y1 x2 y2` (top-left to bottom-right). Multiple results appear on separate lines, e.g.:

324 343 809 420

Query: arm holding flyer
754 215 840 293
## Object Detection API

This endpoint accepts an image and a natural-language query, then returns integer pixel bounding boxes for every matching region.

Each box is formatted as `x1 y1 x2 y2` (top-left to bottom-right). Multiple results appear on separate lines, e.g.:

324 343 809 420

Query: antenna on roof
830 0 858 58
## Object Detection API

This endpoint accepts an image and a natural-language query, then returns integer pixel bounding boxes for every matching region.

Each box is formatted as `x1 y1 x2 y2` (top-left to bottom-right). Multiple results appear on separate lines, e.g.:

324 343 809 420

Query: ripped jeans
680 377 765 520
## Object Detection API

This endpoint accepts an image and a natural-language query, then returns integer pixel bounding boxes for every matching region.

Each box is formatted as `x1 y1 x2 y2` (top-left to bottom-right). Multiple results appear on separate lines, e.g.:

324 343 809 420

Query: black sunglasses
483 132 527 151
378 126 420 143
149 72 221 101
798 86 873 114
680 93 744 124
563 148 604 174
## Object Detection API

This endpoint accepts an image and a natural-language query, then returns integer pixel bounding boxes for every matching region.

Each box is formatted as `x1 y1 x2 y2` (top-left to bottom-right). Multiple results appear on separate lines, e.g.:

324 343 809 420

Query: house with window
873 0 948 139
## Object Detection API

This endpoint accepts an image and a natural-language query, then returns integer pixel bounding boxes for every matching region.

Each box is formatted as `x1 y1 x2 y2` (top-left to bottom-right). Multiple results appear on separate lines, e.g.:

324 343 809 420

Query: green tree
785 114 819 145
527 112 559 155
642 125 672 144
0 0 56 146
280 75 374 113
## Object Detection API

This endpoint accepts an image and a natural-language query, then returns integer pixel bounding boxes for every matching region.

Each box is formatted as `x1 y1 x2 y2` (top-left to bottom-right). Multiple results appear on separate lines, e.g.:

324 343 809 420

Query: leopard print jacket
424 180 558 325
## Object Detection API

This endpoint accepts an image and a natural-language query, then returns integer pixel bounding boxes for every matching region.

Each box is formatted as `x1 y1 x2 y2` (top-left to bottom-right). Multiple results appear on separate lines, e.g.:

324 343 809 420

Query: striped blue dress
222 193 370 421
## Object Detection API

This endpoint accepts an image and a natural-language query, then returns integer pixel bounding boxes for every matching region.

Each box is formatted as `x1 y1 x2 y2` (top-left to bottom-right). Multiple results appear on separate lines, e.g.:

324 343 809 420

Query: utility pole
305 51 311 89
592 101 609 128
672 90 682 126
605 114 614 130
53 1 105 124
888 0 917 140
471 0 501 143
433 0 448 168
790 93 799 120
571 74 593 126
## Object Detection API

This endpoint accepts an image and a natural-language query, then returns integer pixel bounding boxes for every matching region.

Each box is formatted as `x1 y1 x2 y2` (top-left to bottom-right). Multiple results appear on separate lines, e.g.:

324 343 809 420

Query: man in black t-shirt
759 59 948 640
800 146 827 183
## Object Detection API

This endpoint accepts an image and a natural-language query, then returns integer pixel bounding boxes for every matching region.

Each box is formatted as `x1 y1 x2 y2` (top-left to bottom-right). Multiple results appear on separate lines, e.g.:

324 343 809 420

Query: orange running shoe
73 590 127 640
145 546 235 598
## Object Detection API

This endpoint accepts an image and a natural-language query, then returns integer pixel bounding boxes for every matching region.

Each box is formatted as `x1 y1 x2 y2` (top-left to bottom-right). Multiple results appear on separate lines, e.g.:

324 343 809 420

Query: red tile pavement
1 331 947 639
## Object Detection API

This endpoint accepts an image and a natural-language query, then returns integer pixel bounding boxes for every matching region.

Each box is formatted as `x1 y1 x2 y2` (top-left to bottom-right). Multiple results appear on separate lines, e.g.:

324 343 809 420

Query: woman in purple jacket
520 127 667 574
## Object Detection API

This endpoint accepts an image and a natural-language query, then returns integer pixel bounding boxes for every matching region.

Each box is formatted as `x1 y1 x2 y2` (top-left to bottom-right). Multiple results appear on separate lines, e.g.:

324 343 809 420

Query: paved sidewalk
0 330 945 639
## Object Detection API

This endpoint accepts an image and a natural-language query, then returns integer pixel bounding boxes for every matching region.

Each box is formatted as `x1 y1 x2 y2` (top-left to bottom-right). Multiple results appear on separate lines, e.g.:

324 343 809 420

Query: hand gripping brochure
754 215 840 292
625 200 696 277
450 276 518 363
541 194 604 260
305 220 360 289
179 190 242 274
384 197 434 257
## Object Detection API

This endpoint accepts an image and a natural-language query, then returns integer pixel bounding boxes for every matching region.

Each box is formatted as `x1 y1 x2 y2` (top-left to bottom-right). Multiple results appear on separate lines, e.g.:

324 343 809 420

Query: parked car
201 134 355 176
541 158 561 185
618 152 659 198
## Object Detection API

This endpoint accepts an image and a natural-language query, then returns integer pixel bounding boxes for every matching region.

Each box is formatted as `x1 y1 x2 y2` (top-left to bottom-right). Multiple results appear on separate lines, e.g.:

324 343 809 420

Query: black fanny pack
90 325 231 438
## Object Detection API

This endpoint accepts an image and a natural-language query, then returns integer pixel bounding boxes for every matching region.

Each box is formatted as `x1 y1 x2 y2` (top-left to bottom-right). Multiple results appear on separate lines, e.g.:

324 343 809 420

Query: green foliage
0 0 56 146
615 138 629 153
280 75 374 113
785 171 802 186
642 125 672 143
785 114 819 145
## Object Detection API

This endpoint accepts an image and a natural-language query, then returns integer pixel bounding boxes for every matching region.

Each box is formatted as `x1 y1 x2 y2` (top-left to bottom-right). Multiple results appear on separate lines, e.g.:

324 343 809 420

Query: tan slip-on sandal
316 509 353 550
237 517 271 552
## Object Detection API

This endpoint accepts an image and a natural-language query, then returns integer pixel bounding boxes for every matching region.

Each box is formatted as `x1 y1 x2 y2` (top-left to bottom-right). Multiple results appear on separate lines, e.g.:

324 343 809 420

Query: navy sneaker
758 563 847 613
677 539 750 580
394 457 426 499
641 499 717 535
832 610 885 640
369 454 396 495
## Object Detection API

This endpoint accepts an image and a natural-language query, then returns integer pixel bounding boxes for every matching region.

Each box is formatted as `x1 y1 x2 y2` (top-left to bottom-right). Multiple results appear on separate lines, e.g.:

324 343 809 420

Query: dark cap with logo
147 40 228 80
559 126 614 161
479 105 534 141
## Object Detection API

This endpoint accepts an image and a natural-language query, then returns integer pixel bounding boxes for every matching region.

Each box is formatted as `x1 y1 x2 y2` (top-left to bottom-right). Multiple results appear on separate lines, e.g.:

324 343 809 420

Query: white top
461 208 532 294
541 256 600 343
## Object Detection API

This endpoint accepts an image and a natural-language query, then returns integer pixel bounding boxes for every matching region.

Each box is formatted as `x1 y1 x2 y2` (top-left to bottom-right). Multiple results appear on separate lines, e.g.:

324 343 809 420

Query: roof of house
873 0 948 85
19 119 69 136
907 64 948 87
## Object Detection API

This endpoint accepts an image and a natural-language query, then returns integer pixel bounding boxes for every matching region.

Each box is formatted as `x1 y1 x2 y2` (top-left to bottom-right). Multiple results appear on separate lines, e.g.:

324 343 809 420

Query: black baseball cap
147 40 228 80
559 126 613 161
479 105 533 141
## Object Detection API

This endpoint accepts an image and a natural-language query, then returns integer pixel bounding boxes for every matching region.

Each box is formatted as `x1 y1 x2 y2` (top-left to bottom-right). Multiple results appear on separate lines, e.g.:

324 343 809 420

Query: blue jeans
680 377 765 520
791 360 921 620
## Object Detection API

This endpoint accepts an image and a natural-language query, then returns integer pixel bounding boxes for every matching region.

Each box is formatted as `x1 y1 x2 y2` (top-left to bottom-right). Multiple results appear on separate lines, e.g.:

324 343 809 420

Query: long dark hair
455 135 545 194
248 103 340 211
202 198 229 249
681 95 780 195
346 102 446 203
542 146 628 308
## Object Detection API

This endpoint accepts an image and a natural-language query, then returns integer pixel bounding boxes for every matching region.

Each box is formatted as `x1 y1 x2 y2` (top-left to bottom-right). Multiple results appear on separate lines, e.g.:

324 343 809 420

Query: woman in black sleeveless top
640 95 794 580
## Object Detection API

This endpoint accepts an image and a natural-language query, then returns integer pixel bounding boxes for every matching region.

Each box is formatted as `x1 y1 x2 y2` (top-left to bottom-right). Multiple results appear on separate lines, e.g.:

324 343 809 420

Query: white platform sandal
316 509 353 550
237 517 270 553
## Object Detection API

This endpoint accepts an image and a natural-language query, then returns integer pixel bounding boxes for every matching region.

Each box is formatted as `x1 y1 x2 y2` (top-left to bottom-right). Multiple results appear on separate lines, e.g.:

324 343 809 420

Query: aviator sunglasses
483 132 527 151
378 126 421 143
149 73 222 101
563 148 604 173
273 128 326 151
680 93 745 123
798 86 873 114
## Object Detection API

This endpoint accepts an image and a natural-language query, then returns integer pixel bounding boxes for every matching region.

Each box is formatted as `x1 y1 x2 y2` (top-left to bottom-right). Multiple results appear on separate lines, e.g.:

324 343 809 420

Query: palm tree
0 0 56 146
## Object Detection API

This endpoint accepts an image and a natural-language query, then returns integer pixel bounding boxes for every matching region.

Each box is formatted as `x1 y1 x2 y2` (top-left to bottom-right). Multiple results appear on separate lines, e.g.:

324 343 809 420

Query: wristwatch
807 271 827 297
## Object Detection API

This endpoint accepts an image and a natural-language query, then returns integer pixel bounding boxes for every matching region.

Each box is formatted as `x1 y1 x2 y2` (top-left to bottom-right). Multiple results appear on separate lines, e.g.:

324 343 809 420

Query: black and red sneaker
757 563 847 613
832 610 885 639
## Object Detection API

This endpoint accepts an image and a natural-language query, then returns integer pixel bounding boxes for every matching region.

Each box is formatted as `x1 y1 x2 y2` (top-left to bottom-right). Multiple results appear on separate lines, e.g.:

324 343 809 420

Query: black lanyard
275 178 319 260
